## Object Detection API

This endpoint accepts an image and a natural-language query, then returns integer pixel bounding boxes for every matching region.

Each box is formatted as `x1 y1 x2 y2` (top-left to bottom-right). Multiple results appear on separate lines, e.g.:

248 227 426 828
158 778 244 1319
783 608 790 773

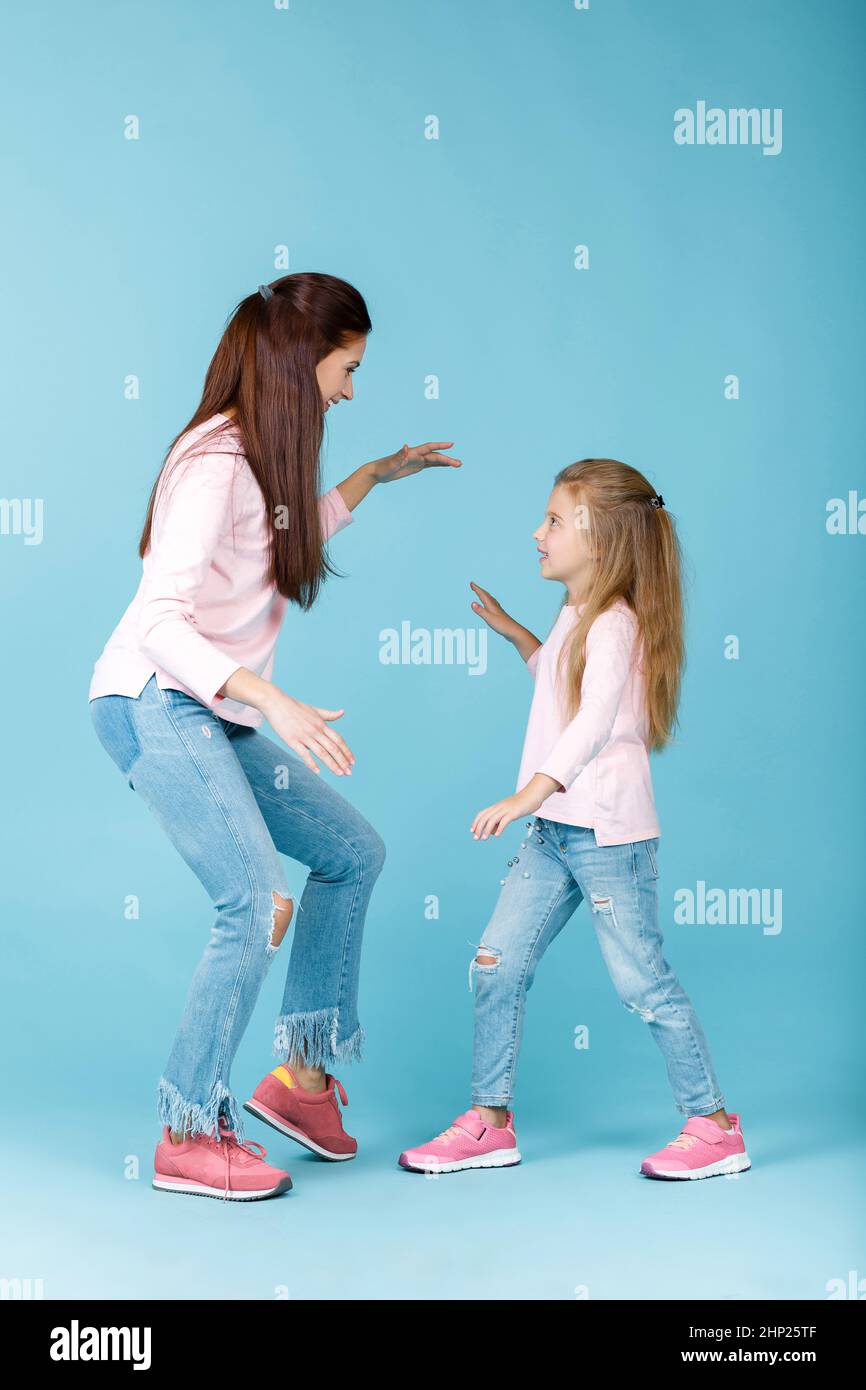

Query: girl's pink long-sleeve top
88 414 355 729
516 597 661 846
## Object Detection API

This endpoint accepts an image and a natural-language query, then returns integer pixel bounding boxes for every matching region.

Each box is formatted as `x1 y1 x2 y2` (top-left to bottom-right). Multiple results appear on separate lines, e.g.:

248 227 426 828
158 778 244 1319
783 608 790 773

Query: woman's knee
219 870 294 951
297 817 386 887
346 822 386 877
268 891 294 949
365 825 387 873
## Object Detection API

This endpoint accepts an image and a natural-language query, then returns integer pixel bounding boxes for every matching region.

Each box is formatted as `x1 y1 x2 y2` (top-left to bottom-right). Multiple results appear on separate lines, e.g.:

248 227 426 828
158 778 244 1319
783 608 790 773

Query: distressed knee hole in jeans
266 891 296 958
590 893 619 930
467 942 501 991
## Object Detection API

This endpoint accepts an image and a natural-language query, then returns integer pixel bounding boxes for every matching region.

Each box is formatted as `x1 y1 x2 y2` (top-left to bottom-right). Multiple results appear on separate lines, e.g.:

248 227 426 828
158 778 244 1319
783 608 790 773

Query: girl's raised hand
469 582 518 640
369 441 462 483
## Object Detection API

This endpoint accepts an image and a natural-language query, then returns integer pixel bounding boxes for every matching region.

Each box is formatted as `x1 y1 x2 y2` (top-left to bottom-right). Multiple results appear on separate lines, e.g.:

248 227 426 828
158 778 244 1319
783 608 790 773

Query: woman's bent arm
218 669 355 778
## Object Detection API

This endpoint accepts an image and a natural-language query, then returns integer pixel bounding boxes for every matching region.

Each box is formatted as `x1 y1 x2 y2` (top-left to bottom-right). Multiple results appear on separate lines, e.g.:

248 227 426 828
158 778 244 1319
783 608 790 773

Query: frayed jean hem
156 1074 245 1144
273 1007 365 1070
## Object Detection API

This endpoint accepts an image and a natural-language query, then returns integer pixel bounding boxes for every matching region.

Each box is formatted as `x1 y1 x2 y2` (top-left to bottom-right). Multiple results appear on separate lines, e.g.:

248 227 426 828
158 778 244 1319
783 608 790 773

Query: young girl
89 272 460 1201
398 458 751 1181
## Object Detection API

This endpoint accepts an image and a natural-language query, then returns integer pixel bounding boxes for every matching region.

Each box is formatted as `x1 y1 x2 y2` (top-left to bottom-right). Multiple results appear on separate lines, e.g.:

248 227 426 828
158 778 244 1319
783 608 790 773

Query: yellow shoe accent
270 1064 296 1089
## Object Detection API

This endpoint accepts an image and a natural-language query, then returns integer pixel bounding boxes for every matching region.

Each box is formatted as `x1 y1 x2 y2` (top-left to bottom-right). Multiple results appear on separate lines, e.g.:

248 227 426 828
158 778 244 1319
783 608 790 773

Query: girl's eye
549 516 558 525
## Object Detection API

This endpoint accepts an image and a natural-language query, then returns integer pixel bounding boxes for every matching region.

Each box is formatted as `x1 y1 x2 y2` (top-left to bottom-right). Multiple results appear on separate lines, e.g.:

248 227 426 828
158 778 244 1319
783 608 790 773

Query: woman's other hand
261 688 355 777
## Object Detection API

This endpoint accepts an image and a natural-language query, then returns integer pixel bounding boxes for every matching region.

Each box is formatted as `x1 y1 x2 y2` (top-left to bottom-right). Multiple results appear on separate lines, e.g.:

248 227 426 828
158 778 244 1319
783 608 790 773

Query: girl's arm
470 607 637 838
534 608 637 793
510 624 543 665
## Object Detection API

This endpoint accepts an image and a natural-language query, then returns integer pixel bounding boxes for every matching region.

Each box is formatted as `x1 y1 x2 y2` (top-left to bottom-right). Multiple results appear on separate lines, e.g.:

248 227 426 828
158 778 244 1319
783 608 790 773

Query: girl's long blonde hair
553 459 685 753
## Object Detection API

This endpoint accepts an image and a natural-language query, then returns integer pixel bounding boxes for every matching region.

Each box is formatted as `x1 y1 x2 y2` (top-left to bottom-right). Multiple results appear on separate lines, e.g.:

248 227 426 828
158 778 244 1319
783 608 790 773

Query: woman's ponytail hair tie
258 283 274 300
648 493 665 509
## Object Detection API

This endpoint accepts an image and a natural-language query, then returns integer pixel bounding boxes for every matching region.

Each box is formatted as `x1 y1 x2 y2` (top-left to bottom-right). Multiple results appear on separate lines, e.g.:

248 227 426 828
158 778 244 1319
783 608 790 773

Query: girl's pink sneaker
398 1108 521 1174
640 1112 751 1180
153 1120 293 1200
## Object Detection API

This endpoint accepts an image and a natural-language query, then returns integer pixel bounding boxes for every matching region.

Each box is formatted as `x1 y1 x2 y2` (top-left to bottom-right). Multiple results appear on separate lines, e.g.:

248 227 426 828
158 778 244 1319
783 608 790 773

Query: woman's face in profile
318 335 368 413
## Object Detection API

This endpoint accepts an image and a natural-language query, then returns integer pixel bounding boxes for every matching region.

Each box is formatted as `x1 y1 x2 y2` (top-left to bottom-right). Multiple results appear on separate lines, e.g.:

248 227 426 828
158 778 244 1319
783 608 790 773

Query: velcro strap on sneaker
682 1116 729 1145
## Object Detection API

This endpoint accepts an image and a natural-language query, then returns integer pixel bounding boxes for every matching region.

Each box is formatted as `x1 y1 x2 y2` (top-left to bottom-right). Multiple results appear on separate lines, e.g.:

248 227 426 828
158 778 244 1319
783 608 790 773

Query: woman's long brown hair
552 459 685 753
138 272 372 608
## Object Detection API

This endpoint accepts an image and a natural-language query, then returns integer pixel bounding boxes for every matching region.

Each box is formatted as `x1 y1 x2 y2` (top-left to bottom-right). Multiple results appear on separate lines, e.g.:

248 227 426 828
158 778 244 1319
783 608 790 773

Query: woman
88 272 460 1201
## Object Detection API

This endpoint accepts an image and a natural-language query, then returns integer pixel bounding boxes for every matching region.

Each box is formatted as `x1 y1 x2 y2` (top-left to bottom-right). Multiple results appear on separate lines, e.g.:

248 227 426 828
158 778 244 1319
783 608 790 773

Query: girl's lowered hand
471 775 560 840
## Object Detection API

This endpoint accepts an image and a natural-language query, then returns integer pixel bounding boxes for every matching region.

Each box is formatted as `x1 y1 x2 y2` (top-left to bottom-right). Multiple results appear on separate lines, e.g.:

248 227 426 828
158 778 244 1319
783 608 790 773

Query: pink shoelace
666 1130 699 1150
209 1119 271 1200
433 1122 462 1144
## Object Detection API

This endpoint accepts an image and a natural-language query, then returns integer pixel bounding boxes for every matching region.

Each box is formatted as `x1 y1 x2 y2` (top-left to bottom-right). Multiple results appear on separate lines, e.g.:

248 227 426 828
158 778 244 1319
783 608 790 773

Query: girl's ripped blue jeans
89 675 385 1142
468 816 726 1117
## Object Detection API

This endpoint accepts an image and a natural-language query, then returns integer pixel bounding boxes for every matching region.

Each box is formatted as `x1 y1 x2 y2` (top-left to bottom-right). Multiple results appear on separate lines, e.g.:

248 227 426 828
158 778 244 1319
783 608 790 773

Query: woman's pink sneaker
398 1108 521 1174
153 1119 293 1200
244 1063 357 1161
640 1112 751 1180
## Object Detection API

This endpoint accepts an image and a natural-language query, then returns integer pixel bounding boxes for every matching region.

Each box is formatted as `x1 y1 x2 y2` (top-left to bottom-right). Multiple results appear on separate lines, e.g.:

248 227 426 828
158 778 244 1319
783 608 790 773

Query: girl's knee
468 942 508 990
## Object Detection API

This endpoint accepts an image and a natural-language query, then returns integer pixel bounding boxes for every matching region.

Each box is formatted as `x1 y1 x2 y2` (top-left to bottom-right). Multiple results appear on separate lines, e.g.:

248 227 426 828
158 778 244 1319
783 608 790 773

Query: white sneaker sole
641 1150 752 1180
399 1148 522 1174
152 1174 292 1200
243 1099 356 1161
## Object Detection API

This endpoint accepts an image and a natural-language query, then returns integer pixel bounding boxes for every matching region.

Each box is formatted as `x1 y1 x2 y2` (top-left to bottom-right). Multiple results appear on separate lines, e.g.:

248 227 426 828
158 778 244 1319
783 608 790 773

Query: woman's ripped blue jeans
89 676 385 1142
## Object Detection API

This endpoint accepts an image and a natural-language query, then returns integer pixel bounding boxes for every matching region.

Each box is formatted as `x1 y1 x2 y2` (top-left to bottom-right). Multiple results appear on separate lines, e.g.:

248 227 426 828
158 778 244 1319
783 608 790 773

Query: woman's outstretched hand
368 441 462 483
261 688 355 778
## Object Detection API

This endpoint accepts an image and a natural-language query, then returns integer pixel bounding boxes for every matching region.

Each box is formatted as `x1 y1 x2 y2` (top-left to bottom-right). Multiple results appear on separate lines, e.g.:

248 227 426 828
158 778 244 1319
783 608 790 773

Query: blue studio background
2 0 864 1301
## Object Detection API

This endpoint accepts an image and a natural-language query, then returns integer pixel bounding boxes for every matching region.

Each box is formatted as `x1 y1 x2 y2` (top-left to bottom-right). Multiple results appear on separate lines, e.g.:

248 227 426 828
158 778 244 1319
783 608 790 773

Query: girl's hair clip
258 283 274 300
648 493 665 509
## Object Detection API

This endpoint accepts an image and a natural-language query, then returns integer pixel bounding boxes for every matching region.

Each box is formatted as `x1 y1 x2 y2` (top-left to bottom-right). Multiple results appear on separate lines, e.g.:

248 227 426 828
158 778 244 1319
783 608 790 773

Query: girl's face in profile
317 334 368 413
533 484 595 592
